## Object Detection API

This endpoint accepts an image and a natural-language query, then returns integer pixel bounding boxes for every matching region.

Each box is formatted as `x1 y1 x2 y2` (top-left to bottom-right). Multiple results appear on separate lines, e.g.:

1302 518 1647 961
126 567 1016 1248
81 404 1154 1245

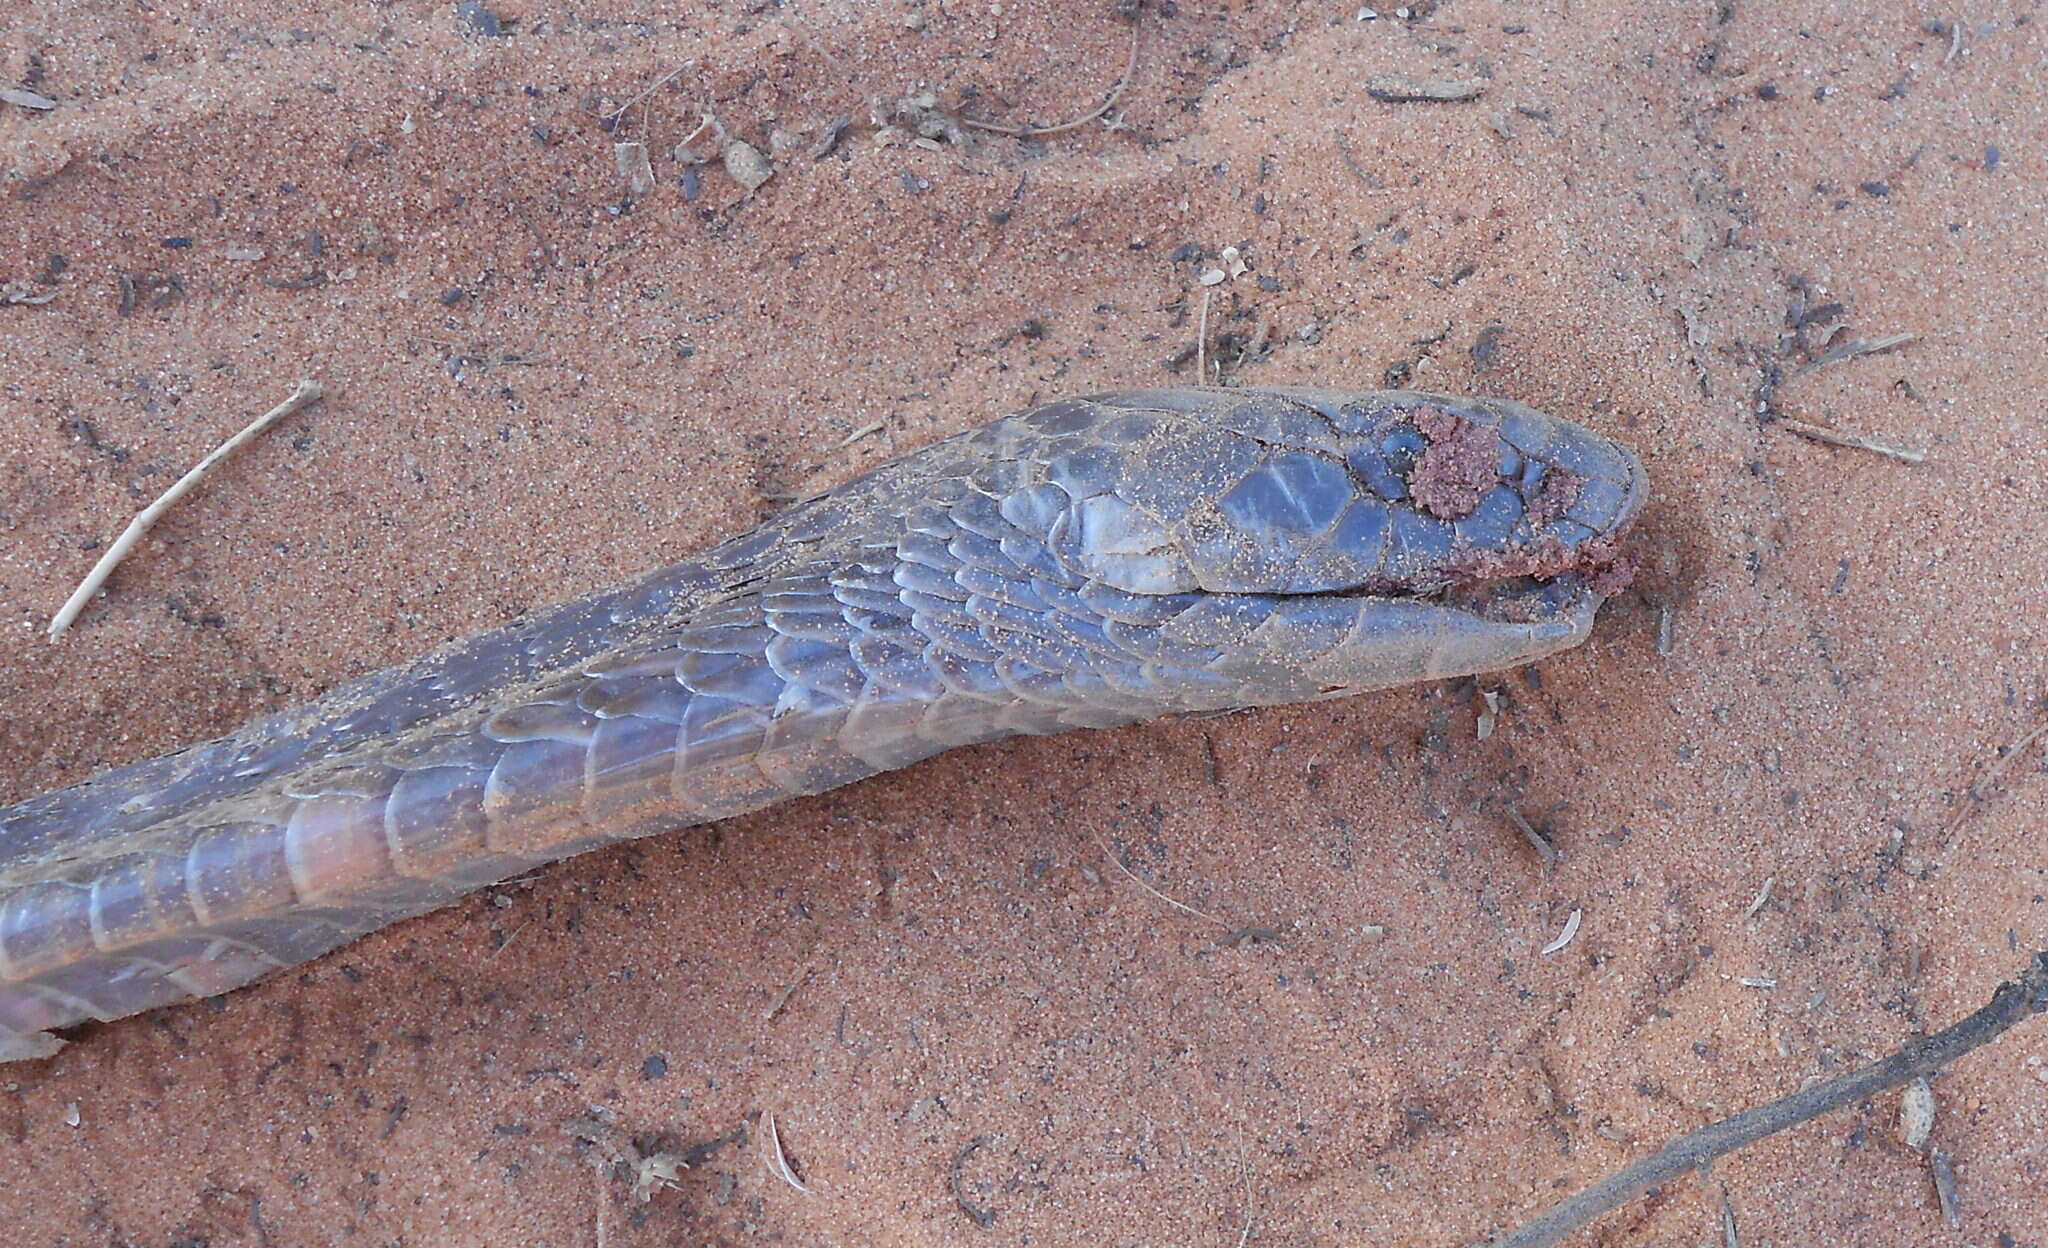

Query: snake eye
1379 426 1425 475
1343 424 1427 502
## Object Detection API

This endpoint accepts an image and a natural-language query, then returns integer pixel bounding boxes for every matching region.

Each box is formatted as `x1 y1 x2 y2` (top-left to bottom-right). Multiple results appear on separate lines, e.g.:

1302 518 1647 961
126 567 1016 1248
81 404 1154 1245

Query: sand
1 2 2043 1243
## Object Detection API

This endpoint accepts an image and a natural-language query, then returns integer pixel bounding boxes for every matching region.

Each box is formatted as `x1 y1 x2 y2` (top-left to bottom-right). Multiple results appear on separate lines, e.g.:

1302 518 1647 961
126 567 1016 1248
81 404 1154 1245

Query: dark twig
1491 952 2048 1248
950 1135 997 1228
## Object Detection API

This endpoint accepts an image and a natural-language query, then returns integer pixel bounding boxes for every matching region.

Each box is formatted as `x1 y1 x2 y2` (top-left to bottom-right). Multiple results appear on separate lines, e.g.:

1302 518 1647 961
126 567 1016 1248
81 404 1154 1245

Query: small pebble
724 140 774 191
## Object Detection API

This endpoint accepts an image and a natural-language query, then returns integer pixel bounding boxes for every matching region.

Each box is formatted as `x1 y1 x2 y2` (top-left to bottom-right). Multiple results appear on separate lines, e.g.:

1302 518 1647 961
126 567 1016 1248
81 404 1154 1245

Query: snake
0 387 1647 1063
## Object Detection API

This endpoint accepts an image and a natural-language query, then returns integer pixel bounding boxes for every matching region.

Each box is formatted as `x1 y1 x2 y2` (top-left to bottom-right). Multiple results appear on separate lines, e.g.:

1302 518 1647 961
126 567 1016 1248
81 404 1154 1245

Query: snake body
0 387 1646 1062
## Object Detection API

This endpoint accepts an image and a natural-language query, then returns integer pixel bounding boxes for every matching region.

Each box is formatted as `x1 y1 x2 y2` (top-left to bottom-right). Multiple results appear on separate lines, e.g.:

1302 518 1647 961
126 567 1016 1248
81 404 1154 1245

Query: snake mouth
1421 441 1648 625
1297 388 1650 617
1357 441 1648 620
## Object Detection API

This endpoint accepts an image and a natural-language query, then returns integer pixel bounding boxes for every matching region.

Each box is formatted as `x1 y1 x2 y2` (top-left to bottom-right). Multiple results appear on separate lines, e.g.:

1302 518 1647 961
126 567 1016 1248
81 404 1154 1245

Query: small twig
762 963 813 1021
1365 75 1488 103
1506 807 1560 867
1196 286 1214 384
1232 1124 1258 1247
1773 418 1926 464
963 24 1140 138
49 378 325 641
1094 832 1232 930
1490 951 2048 1248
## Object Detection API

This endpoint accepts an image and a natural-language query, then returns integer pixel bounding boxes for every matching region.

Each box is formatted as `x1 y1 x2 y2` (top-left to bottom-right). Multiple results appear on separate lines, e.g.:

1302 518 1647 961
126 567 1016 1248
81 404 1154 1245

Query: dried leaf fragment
1899 1076 1935 1152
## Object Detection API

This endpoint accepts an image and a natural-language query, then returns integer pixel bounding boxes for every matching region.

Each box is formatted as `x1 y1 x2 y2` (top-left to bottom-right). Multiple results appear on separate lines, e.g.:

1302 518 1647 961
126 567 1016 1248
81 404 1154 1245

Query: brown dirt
2 2 2044 1245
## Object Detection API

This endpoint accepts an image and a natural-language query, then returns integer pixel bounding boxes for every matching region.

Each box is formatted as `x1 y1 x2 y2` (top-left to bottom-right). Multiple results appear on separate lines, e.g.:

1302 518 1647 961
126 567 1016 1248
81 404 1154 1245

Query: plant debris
1366 75 1487 103
1790 331 1916 379
1 86 58 110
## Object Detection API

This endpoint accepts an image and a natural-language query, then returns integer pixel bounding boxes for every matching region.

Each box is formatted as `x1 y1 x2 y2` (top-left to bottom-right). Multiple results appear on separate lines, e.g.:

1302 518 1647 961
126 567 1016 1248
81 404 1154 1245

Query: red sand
2 3 2043 1244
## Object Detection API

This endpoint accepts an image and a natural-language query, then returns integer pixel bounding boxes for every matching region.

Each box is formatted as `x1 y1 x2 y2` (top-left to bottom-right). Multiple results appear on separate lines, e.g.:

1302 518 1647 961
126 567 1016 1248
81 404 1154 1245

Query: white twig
1540 908 1582 955
48 378 325 642
762 1110 811 1194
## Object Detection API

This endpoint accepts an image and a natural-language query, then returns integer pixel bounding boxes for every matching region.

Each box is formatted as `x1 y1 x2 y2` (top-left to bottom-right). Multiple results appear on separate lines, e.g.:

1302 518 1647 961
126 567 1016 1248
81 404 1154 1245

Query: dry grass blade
1939 715 2048 840
1540 908 1582 956
1094 832 1231 930
1789 331 1916 379
1773 418 1926 464
963 24 1140 138
603 62 694 124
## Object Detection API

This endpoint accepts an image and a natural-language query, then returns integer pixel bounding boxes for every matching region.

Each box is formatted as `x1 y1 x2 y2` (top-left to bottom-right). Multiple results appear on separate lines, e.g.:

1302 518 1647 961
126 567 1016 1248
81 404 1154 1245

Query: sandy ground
1 2 2043 1244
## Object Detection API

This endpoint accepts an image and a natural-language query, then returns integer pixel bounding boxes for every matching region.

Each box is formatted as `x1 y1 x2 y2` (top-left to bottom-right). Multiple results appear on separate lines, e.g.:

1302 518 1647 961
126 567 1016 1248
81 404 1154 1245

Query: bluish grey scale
1325 499 1395 576
482 702 595 745
1566 477 1634 531
1386 508 1458 580
1346 442 1409 501
1452 486 1530 547
905 609 1006 664
892 559 966 601
946 528 1014 573
1216 452 1351 541
1097 617 1222 667
828 573 907 619
762 604 856 647
1076 581 1201 626
997 532 1079 587
947 493 1014 540
1100 411 1163 443
1546 519 1600 546
1120 428 1263 516
1045 444 1128 498
763 636 862 702
1022 397 1101 434
898 503 957 540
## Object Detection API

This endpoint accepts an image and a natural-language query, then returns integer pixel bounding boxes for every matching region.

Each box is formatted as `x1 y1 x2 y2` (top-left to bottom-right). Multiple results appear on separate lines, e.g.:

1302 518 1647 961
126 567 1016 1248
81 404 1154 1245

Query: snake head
1005 387 1648 697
